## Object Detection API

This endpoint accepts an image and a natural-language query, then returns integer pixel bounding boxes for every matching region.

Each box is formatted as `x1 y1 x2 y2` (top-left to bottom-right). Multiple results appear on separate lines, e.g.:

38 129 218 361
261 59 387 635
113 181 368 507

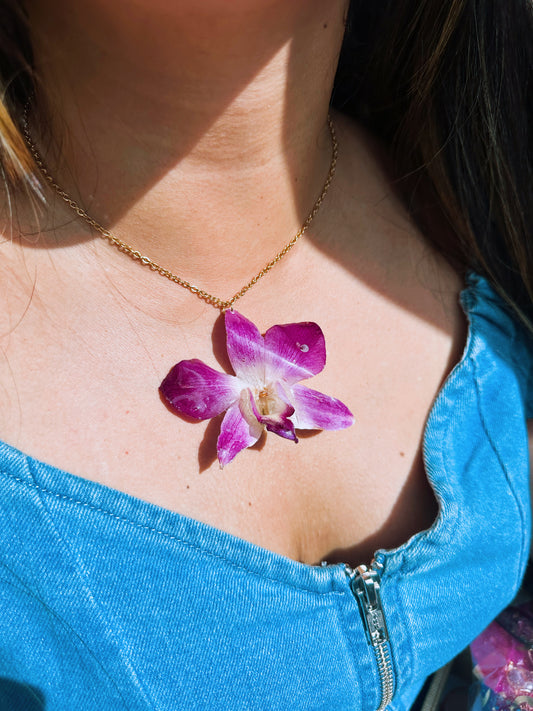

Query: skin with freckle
0 0 461 568
0 2 532 709
0 0 453 565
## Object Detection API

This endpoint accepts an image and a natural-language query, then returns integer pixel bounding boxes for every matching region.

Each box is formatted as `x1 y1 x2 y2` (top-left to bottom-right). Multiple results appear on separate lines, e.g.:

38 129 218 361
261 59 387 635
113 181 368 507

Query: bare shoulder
0 220 38 334
0 195 49 427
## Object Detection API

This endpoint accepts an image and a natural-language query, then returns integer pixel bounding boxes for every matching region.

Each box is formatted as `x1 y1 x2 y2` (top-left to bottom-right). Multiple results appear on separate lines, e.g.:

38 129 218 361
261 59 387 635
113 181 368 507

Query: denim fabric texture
0 273 531 711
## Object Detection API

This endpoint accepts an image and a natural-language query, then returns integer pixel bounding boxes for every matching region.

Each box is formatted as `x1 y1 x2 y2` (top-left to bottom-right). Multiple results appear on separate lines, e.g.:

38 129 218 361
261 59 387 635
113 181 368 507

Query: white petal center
239 382 289 427
254 384 283 417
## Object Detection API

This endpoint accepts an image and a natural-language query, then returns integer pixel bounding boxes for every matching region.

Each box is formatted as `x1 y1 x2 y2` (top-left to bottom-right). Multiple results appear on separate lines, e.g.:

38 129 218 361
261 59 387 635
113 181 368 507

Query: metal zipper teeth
372 641 394 711
346 562 395 711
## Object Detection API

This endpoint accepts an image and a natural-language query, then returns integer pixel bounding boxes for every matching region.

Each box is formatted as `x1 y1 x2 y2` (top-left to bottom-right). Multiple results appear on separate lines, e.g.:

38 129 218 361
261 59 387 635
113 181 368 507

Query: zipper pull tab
349 564 390 646
346 562 395 710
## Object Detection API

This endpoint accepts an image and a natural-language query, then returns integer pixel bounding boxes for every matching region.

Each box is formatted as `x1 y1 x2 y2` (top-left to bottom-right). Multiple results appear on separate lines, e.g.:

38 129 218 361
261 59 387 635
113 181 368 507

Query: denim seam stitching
23 465 159 711
388 570 415 708
0 574 144 711
2 471 342 597
470 351 528 589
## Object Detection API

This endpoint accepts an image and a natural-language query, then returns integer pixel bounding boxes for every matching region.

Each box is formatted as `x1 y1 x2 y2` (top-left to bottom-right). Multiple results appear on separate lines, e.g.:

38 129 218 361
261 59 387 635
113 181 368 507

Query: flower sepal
160 310 354 466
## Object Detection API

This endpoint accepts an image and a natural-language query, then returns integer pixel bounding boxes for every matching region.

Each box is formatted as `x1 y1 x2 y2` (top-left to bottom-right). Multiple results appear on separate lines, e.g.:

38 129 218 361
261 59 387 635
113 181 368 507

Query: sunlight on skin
23 0 349 291
159 310 354 466
1 0 466 564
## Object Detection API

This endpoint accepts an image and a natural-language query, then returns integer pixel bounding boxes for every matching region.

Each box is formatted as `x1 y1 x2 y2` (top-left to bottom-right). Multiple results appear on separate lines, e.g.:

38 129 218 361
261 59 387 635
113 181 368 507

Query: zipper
345 560 395 711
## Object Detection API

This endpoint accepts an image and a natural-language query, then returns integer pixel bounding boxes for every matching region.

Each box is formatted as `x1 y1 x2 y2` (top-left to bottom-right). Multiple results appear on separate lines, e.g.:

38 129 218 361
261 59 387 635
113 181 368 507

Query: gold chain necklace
22 106 354 467
22 109 338 310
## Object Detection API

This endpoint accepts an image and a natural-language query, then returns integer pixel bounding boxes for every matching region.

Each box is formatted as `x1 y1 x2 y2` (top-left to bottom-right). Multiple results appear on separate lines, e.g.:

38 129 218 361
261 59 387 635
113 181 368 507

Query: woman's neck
24 0 348 291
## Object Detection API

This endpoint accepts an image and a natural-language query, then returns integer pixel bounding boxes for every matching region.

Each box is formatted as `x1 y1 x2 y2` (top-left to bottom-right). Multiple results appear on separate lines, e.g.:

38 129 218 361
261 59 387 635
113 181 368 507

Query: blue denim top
0 273 531 711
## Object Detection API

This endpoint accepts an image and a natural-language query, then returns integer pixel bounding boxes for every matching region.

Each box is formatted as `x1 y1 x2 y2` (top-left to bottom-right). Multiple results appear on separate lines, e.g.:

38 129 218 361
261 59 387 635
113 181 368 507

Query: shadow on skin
13 3 465 565
0 677 45 711
161 307 320 471
16 3 458 339
318 445 439 567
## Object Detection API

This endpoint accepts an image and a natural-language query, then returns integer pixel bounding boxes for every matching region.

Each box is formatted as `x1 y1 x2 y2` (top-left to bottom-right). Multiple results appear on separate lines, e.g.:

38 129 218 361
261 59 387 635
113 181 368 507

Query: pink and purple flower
160 311 354 466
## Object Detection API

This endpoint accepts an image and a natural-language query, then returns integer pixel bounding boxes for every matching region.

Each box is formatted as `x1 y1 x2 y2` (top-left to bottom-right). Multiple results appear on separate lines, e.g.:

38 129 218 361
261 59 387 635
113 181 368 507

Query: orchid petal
225 310 266 386
290 383 355 430
248 388 298 442
160 359 241 420
263 321 326 385
161 310 354 467
217 401 262 467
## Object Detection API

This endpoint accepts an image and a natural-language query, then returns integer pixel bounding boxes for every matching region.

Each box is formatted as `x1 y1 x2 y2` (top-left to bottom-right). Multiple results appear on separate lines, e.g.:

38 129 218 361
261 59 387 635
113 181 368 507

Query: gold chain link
22 107 337 310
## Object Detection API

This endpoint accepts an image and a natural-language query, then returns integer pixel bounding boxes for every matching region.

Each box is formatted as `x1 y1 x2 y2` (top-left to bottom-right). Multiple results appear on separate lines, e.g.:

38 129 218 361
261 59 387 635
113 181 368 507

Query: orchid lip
160 310 354 465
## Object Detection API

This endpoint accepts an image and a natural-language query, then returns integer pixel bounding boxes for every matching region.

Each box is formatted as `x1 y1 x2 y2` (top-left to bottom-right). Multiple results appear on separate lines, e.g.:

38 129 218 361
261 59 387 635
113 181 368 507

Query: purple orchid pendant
160 311 354 467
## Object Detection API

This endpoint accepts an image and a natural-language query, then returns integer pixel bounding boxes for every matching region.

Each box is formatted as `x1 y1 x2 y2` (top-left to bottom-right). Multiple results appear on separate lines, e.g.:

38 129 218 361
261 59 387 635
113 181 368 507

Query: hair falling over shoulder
333 0 533 327
0 2 34 183
1 0 532 327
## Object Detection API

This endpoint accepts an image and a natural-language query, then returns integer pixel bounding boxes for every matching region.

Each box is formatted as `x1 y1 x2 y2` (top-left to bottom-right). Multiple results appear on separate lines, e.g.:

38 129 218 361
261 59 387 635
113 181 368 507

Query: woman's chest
0 259 465 566
0 264 531 710
0 362 528 711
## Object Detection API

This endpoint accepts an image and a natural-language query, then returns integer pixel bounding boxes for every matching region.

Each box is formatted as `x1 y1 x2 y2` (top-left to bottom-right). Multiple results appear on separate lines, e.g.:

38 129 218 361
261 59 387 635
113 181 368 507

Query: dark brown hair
333 0 533 325
1 0 533 326
0 1 33 182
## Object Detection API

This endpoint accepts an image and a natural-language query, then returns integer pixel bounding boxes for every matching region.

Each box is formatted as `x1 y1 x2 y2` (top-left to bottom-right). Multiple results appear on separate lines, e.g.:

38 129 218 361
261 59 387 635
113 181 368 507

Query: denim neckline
376 272 481 574
0 272 496 591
